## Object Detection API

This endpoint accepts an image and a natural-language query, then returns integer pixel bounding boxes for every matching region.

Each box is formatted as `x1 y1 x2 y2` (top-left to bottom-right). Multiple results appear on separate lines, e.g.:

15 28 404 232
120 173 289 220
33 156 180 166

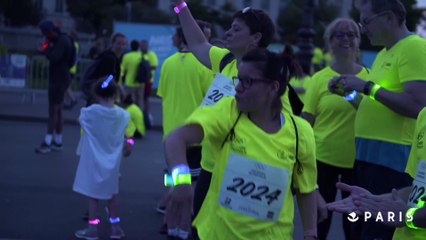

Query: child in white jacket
73 75 132 240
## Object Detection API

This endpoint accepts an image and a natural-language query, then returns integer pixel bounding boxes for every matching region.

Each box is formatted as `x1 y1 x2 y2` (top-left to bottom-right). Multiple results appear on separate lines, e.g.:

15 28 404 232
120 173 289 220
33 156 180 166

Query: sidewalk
0 90 163 130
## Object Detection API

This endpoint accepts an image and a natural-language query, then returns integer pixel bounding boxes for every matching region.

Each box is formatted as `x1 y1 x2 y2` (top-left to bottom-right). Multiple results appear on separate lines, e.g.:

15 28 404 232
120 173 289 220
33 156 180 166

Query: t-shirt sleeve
157 58 168 98
302 73 320 115
405 108 426 178
292 117 317 193
399 38 426 83
185 97 236 144
209 46 231 73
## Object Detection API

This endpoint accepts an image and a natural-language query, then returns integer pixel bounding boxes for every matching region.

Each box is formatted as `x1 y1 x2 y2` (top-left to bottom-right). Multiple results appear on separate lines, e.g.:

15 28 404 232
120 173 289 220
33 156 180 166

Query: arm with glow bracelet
164 124 204 235
406 205 426 229
339 74 426 118
172 0 213 69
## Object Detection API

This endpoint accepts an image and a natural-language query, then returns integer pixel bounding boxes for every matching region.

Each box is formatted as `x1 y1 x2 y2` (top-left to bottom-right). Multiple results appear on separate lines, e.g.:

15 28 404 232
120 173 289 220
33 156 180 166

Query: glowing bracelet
164 173 174 187
406 208 420 229
126 138 135 146
174 1 187 14
369 84 381 100
171 164 192 186
88 218 100 225
109 217 120 224
418 198 425 208
344 91 358 102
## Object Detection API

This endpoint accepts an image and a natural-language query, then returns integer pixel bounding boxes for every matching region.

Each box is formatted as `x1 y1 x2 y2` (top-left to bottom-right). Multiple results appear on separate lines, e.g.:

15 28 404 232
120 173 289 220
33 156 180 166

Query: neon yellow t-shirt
158 52 214 139
200 47 293 172
311 47 324 66
142 51 159 83
186 97 317 239
393 107 426 240
355 35 426 145
120 51 143 88
303 66 369 168
289 75 311 102
125 104 145 137
70 42 80 74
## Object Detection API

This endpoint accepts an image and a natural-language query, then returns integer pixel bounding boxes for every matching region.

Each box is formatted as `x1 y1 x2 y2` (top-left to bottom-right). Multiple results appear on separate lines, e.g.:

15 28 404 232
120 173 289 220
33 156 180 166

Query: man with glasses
329 0 426 239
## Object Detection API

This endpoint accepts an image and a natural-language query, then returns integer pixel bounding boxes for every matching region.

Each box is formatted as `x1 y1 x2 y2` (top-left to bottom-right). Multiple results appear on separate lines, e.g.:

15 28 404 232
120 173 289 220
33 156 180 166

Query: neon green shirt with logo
355 35 426 145
157 52 213 139
393 107 426 240
142 51 159 83
120 51 143 88
303 66 368 168
200 47 293 172
186 97 317 239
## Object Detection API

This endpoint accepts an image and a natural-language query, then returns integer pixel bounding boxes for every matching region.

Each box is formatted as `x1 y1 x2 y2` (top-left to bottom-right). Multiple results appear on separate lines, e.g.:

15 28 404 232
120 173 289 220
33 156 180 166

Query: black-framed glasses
232 76 274 90
358 11 391 31
333 31 358 40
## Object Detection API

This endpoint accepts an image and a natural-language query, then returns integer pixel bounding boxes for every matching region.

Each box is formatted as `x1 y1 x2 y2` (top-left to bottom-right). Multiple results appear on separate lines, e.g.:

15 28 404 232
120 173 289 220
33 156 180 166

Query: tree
0 0 42 27
277 0 339 47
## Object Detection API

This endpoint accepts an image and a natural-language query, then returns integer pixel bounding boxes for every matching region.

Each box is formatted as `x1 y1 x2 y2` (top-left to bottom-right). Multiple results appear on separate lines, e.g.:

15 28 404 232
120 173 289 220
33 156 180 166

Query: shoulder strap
287 84 304 116
219 52 235 72
220 111 242 149
289 115 303 175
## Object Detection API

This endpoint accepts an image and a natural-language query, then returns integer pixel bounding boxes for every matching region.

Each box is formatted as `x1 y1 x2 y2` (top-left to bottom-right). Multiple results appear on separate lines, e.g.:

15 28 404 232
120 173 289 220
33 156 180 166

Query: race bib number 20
408 160 426 208
201 73 235 106
219 153 289 222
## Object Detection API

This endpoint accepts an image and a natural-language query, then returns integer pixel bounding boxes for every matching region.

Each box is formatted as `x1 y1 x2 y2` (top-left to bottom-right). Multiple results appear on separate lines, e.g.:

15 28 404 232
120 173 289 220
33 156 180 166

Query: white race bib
219 153 289 222
408 160 426 208
201 73 235 106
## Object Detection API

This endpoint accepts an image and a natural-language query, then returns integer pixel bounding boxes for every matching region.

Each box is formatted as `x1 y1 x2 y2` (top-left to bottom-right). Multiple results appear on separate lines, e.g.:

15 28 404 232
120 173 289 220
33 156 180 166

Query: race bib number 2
408 160 426 208
201 73 235 106
219 153 289 222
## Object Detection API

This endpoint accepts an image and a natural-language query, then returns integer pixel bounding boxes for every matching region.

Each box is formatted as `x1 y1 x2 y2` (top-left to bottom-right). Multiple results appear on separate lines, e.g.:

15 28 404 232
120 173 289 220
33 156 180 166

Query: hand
328 76 346 96
354 189 408 227
327 182 371 214
339 74 366 93
165 184 193 239
317 191 329 223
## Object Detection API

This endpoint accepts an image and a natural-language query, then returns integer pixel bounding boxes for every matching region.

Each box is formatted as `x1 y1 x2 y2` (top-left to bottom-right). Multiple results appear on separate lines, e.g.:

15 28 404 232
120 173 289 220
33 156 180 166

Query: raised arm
174 0 213 69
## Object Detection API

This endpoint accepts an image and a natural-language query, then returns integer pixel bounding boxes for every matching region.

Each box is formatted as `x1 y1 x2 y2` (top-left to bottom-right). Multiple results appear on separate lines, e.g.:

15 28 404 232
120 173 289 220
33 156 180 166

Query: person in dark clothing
35 20 75 154
81 33 128 106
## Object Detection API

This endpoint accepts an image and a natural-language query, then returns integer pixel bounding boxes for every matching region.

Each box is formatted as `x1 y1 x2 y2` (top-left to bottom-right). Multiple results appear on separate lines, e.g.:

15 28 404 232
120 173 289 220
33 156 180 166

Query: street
0 119 344 239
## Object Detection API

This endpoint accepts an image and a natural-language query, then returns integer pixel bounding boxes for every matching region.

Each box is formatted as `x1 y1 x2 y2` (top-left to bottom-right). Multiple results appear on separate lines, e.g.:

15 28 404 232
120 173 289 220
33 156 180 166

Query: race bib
201 73 235 106
408 160 426 208
219 153 289 222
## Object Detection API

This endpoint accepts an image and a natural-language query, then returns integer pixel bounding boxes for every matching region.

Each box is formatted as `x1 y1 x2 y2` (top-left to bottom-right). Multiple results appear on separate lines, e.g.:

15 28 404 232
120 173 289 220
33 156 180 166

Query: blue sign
0 54 27 88
114 22 177 89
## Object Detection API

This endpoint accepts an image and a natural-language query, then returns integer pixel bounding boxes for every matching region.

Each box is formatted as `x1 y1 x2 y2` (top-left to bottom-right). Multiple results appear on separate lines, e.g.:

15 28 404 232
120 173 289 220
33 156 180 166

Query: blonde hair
323 18 361 51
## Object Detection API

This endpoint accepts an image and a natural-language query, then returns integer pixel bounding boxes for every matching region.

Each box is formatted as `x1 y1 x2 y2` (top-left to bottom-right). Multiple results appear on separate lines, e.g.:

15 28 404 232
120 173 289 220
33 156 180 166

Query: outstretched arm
296 190 318 240
173 0 213 69
164 124 204 238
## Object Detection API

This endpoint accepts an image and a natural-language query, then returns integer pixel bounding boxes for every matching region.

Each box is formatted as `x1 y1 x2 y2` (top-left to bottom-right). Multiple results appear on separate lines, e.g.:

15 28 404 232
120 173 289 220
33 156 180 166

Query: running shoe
35 142 51 154
156 206 166 214
51 141 63 151
110 225 125 239
75 226 98 240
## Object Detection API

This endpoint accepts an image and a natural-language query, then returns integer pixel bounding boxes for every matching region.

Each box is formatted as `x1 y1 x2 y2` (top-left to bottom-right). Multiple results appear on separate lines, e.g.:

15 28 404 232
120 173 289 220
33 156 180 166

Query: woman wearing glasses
170 0 302 225
165 48 317 240
301 18 369 240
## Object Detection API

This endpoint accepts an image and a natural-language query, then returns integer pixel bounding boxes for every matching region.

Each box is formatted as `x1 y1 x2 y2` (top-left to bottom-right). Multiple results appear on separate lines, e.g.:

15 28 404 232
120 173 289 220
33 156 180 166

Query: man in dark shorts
35 20 74 154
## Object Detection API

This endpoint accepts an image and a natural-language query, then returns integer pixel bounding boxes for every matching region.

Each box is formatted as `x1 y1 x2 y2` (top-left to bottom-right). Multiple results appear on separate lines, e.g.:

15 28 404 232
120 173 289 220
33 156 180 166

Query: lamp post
297 0 317 74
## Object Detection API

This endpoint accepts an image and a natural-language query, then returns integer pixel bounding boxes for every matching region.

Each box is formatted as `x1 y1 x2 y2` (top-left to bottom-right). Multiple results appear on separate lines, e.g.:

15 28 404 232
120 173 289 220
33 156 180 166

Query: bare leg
53 103 64 134
107 194 119 219
88 197 99 220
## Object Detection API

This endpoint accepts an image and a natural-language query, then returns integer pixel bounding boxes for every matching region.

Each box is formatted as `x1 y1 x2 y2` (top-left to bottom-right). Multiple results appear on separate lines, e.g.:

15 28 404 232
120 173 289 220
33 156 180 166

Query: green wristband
369 84 381 100
174 174 192 186
406 207 419 230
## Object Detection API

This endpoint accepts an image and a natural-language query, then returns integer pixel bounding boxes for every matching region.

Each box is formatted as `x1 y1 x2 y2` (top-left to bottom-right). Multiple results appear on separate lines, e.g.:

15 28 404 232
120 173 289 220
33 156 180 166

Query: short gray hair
323 18 361 50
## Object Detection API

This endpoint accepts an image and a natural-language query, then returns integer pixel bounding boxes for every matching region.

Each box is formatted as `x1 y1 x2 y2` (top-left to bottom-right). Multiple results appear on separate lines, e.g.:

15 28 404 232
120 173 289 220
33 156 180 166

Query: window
55 0 64 12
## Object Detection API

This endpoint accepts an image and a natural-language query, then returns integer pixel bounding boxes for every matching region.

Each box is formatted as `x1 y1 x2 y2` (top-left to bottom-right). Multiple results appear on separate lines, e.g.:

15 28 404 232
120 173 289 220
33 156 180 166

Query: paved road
0 88 345 239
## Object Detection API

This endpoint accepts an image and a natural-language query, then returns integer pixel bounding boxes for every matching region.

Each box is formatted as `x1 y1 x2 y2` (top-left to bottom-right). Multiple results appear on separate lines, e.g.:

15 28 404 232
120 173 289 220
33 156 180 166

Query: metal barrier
17 57 94 103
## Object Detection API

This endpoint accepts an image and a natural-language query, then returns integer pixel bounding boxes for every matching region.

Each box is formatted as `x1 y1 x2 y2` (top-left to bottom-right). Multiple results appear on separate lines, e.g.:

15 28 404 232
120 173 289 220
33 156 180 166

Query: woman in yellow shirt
164 48 318 240
301 18 368 239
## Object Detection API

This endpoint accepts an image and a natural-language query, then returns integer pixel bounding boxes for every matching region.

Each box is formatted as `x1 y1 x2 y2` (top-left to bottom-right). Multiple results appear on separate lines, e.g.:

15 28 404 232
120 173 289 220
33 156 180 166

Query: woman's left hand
165 184 193 239
339 74 366 93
